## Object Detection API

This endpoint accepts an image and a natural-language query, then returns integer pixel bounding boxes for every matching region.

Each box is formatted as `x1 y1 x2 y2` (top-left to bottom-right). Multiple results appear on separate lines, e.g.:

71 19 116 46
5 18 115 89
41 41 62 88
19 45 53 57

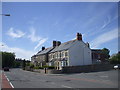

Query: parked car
4 67 9 71
114 64 120 70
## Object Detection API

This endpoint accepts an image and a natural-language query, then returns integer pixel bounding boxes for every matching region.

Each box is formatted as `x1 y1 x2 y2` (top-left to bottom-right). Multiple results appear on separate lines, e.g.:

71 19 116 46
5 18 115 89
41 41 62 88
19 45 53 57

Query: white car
114 64 120 70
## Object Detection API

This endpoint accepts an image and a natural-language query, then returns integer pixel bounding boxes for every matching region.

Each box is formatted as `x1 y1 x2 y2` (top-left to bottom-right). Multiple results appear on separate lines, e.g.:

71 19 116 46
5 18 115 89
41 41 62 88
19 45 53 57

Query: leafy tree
101 48 110 59
14 61 21 68
22 59 26 69
110 52 120 64
1 51 15 68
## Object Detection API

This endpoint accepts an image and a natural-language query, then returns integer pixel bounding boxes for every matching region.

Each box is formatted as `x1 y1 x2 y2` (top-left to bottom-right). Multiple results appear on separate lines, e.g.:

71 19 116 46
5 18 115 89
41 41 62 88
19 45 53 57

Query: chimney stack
56 41 61 46
42 46 45 51
53 41 56 47
76 33 82 40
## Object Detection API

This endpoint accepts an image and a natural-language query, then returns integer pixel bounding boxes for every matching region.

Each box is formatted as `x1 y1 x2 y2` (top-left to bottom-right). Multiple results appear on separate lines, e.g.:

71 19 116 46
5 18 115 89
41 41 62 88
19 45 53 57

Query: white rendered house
48 33 92 70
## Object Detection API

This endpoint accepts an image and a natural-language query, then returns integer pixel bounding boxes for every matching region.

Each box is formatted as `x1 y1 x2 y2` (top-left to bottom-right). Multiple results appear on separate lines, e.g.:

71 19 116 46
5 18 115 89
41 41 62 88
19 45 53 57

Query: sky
1 2 119 60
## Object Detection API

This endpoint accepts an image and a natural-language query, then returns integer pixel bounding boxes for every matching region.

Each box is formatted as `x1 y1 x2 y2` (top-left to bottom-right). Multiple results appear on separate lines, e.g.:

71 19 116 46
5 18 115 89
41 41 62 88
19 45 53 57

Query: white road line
9 82 14 88
4 73 14 88
61 85 72 88
6 77 10 82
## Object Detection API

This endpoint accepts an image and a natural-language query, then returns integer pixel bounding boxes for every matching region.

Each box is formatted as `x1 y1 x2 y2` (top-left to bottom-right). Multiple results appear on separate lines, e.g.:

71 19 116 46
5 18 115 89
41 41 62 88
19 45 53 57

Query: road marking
61 85 72 88
9 82 14 88
4 73 14 88
6 77 10 82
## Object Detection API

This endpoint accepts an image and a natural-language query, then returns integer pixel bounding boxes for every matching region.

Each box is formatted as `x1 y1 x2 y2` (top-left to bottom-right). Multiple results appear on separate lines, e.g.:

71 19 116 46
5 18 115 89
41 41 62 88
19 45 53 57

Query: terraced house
48 33 92 70
31 33 92 69
31 46 54 67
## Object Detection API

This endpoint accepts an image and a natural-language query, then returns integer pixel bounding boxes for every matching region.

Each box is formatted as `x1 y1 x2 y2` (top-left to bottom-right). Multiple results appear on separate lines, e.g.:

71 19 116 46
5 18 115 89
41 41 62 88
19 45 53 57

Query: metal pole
0 14 10 16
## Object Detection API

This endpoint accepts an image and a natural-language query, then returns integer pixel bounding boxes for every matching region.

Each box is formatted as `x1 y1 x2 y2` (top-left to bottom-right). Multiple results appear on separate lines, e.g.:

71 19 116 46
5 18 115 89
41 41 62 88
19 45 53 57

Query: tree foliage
22 59 26 70
110 52 120 64
101 48 110 59
1 51 15 68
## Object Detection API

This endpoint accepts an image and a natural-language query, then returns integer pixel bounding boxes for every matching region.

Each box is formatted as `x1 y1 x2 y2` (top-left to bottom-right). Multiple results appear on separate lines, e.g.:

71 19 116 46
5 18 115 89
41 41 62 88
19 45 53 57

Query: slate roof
50 40 77 53
37 47 54 55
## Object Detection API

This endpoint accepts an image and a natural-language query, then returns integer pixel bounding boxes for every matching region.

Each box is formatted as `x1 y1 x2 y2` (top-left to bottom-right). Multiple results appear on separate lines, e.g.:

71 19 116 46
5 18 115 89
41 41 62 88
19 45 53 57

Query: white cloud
100 16 111 29
28 27 42 42
27 27 48 50
7 27 25 38
0 42 35 60
90 29 118 48
34 38 48 50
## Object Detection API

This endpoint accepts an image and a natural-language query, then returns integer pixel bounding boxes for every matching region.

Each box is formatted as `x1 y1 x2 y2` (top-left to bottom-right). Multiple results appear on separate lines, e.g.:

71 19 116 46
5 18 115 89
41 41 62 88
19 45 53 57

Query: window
65 51 68 56
56 52 58 58
61 52 64 58
66 61 68 66
59 52 61 58
61 61 64 66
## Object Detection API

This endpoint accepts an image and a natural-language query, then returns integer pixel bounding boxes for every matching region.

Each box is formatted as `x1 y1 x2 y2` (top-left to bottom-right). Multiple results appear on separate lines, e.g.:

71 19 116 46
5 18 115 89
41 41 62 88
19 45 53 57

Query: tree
110 52 120 64
22 59 26 70
1 51 15 68
101 48 110 59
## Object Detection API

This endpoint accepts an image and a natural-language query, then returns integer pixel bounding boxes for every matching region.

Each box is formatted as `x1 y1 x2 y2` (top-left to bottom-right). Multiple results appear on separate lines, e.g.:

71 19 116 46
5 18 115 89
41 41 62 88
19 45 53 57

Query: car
114 64 120 70
4 67 9 71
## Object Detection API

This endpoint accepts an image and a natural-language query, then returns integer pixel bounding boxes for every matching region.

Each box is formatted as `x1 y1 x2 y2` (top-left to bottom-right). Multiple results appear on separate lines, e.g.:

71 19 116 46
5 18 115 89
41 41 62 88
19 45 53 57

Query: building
31 33 93 69
31 55 38 66
31 46 54 67
91 49 108 64
48 33 92 70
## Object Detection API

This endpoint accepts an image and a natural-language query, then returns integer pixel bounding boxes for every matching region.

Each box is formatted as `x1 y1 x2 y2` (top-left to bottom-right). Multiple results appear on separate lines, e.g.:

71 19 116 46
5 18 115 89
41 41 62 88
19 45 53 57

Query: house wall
48 50 69 67
69 41 92 66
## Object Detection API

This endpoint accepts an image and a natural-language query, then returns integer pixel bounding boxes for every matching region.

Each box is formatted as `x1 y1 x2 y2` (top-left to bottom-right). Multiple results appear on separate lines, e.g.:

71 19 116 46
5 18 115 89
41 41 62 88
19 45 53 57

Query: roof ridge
62 39 77 44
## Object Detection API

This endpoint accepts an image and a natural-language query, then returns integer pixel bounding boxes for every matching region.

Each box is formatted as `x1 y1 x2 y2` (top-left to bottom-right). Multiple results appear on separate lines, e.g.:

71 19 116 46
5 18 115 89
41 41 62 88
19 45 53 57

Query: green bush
42 66 55 69
34 66 40 69
30 64 34 68
109 53 120 64
33 66 55 69
33 66 44 69
39 67 44 69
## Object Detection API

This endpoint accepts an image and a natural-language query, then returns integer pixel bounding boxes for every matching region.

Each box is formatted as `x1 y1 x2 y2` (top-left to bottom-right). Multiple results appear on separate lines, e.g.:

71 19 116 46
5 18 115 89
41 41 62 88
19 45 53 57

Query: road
3 68 118 88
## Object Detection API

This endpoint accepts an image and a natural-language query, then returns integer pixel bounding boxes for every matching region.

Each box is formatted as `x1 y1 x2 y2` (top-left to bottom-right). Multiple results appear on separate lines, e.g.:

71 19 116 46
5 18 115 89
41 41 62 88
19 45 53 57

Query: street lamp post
0 14 10 16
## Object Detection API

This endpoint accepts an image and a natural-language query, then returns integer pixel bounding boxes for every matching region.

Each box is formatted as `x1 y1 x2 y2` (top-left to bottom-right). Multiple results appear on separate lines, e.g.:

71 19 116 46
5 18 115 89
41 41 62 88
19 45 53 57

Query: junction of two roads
1 68 119 88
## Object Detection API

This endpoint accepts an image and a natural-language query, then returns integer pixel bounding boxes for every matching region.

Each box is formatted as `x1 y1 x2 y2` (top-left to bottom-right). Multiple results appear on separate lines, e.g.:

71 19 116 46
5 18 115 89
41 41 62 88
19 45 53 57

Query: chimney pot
53 41 56 47
42 46 45 51
76 33 82 40
56 41 61 46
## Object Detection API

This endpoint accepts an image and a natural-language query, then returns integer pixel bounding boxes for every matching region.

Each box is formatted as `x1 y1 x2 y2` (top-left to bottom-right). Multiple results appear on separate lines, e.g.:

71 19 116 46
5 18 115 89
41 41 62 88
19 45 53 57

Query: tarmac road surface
3 68 119 88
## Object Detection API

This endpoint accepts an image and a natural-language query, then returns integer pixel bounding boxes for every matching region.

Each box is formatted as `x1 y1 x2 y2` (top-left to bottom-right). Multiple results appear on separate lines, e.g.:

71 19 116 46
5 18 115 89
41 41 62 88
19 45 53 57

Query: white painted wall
68 40 92 66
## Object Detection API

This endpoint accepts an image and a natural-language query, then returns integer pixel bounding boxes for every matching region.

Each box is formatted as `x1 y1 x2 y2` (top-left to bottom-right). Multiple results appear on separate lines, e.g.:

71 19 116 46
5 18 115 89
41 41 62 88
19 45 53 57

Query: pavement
2 72 13 88
3 68 119 88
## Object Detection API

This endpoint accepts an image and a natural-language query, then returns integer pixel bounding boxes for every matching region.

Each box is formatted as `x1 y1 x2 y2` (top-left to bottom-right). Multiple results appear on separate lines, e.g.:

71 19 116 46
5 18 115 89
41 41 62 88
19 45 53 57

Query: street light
0 14 10 16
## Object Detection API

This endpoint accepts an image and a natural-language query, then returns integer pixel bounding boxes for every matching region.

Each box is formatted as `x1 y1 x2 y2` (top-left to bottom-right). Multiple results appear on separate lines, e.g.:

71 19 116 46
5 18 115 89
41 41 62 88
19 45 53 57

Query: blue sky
1 2 119 60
